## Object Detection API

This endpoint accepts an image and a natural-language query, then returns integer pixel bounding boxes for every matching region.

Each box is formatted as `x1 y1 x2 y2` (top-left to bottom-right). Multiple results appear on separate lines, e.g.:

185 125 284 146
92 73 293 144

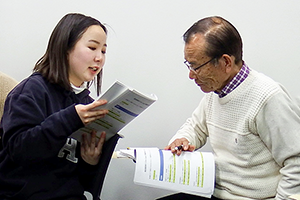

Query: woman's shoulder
9 73 90 104
8 72 54 100
25 72 48 85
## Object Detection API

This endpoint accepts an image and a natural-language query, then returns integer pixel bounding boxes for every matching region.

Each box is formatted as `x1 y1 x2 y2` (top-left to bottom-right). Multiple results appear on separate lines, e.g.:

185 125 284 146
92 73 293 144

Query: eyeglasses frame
184 57 216 73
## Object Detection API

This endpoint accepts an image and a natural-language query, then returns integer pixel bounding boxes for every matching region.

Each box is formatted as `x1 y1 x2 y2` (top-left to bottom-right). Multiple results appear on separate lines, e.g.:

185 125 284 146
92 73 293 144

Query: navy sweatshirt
0 73 97 199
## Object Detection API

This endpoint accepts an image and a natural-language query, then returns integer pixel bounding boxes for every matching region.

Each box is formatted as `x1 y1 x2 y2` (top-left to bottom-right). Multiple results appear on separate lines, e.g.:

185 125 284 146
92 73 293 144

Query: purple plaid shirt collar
215 63 250 98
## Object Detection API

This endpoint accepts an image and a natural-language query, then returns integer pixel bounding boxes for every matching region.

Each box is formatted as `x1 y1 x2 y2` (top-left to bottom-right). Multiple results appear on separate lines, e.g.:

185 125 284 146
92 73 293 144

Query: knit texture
207 70 280 199
170 69 300 199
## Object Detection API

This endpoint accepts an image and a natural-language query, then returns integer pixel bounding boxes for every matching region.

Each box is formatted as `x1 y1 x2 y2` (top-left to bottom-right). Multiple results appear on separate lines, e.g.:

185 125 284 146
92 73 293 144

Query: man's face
184 34 229 93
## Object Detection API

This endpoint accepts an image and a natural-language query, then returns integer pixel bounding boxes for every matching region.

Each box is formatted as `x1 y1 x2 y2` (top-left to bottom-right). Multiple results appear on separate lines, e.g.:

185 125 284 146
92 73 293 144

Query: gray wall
1 1 300 200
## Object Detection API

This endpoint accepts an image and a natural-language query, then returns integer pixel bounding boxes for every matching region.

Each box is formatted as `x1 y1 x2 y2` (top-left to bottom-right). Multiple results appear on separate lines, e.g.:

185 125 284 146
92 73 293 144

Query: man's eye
189 64 196 68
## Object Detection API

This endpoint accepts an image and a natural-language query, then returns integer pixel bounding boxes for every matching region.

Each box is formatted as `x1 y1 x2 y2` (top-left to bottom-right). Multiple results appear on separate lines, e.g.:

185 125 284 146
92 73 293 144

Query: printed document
133 148 215 198
71 81 157 141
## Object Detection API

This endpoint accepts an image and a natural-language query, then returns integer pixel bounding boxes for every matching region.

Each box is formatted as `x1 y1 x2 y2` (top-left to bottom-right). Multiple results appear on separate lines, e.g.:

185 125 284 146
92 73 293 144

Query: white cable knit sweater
170 69 300 199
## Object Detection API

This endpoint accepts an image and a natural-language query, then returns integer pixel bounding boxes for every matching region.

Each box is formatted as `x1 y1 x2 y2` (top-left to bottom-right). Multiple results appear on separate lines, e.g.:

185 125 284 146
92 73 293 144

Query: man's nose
189 70 197 80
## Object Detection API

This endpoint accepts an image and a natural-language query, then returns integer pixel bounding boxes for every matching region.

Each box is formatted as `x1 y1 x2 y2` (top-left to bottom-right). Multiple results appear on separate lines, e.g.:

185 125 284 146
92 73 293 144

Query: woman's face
68 25 107 87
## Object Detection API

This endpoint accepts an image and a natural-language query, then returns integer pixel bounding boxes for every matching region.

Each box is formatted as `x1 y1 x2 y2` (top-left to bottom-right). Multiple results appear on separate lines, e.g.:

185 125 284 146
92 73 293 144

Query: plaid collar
215 63 250 98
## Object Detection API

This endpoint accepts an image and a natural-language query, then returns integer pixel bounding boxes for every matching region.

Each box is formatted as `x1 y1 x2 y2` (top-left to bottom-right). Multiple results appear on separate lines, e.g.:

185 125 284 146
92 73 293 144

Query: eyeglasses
184 57 216 72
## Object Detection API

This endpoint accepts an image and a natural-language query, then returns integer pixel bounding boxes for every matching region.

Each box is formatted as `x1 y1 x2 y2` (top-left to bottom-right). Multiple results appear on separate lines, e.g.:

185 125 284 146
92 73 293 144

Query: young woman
0 13 110 200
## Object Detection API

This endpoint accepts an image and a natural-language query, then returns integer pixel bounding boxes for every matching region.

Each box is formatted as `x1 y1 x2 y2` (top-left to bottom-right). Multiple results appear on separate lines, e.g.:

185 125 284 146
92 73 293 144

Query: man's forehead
188 33 205 43
184 34 207 61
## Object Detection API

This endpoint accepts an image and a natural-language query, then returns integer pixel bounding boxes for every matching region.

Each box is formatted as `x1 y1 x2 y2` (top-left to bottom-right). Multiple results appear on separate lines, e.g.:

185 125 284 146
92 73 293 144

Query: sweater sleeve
255 87 300 199
169 96 209 148
1 86 84 167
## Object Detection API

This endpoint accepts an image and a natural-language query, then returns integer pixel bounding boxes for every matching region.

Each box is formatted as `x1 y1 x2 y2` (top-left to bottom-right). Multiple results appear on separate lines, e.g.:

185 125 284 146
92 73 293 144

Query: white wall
1 1 300 200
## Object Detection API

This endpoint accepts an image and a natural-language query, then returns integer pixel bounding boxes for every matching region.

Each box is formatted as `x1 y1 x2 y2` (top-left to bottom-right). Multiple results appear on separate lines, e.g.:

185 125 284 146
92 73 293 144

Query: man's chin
199 86 213 93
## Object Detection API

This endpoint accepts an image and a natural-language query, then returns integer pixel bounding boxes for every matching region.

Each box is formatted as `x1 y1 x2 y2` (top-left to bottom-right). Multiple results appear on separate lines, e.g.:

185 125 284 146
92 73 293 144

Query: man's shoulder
249 70 277 85
246 70 280 91
241 70 285 105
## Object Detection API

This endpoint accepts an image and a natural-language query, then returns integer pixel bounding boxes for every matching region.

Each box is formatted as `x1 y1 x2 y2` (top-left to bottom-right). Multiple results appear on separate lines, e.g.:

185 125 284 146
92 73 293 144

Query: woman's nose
95 51 104 62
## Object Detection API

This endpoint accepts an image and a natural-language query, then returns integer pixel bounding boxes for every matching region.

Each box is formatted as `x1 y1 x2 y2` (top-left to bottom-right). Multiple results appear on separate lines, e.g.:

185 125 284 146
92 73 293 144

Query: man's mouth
195 81 203 86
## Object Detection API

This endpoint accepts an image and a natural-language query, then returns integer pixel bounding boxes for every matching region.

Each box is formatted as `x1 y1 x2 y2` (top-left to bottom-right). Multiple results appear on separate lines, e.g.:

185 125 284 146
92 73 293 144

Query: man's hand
164 138 195 155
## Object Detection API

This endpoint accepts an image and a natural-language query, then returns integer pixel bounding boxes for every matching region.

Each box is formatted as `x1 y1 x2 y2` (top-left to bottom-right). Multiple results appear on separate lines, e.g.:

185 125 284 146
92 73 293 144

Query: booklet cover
71 81 157 142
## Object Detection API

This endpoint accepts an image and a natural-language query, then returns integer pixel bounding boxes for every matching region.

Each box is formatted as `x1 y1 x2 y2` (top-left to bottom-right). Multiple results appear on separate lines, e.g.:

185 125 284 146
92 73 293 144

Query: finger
88 109 109 119
79 100 107 114
171 139 184 150
81 133 88 151
82 111 108 125
174 145 183 156
170 143 178 154
164 145 171 150
175 146 184 155
172 139 189 155
96 131 106 152
183 142 191 151
90 131 97 149
176 150 182 156
89 99 108 110
95 99 108 105
91 110 109 118
188 145 196 152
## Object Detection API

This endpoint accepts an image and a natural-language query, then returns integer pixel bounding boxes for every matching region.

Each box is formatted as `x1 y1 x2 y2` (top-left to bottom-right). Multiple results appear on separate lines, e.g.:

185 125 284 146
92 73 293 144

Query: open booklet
71 81 157 142
116 148 215 198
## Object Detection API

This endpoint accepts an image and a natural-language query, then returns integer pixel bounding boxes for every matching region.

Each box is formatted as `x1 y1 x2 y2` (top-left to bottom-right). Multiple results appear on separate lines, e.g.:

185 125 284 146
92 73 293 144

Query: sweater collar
215 63 250 98
71 82 87 94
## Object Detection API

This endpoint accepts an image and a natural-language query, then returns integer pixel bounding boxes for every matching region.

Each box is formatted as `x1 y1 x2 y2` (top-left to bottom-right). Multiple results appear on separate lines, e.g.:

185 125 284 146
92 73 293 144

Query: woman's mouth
89 66 99 72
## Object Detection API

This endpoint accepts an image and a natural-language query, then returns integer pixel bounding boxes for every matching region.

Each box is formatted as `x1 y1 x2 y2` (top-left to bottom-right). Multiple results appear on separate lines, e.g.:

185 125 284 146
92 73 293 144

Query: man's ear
221 54 234 73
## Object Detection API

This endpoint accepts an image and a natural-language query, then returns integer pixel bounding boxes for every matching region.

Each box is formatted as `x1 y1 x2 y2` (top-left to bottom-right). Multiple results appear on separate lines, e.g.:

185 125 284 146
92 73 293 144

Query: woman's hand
75 100 109 125
81 131 106 165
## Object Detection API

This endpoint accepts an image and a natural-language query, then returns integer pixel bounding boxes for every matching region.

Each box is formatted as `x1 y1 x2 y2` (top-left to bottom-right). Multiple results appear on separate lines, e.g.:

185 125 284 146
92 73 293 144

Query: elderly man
159 16 300 200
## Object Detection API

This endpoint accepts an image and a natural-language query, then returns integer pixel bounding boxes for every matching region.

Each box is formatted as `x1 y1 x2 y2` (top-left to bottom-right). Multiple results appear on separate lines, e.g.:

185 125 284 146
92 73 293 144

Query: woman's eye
89 47 96 50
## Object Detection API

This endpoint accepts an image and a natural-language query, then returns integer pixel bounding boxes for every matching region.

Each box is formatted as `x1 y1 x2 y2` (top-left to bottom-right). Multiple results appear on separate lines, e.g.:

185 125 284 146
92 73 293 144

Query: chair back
0 71 18 150
0 71 18 118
